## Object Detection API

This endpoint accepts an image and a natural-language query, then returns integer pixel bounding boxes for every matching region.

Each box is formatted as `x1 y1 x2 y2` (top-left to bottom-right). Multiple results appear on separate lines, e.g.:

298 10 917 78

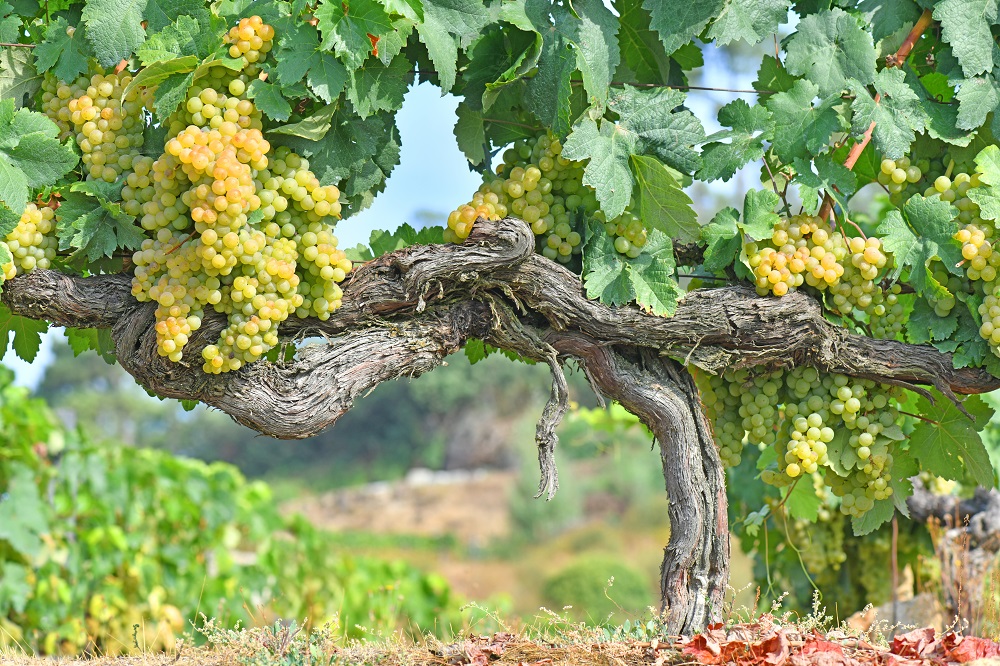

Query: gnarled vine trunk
5 218 999 634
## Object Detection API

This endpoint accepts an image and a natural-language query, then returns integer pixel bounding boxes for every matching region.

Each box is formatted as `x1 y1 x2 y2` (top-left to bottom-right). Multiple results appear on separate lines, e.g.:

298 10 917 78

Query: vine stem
817 8 934 222
0 42 35 48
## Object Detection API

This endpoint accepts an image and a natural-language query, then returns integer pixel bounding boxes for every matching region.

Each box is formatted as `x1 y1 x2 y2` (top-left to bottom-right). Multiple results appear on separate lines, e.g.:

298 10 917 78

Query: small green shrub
541 555 652 623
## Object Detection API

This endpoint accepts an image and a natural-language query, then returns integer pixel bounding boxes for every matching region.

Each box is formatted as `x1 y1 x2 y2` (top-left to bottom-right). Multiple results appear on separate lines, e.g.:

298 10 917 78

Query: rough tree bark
4 218 999 635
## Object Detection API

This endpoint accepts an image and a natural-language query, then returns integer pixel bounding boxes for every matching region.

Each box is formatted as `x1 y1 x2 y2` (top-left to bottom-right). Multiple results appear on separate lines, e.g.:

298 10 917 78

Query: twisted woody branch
4 217 998 634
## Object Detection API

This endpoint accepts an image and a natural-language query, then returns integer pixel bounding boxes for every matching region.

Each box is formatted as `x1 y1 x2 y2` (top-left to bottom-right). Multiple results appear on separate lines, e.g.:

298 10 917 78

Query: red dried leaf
791 639 862 666
367 33 379 57
891 628 939 659
946 635 1000 662
748 631 790 666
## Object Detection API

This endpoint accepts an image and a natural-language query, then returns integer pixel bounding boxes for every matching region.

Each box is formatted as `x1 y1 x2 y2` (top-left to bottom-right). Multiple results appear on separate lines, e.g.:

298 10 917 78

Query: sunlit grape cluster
63 72 148 183
127 17 352 373
0 203 58 279
446 131 606 264
877 156 923 200
699 363 901 520
39 72 89 141
224 15 274 64
745 215 846 296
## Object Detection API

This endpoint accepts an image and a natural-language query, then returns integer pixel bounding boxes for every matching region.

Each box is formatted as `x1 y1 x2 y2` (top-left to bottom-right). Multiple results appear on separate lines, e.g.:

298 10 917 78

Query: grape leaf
933 0 998 78
784 479 821 522
582 219 681 315
706 0 792 47
556 0 619 107
274 23 320 85
628 228 682 316
416 0 491 93
33 17 91 82
607 84 704 173
700 206 741 273
614 0 671 84
906 297 959 343
643 0 725 55
0 3 18 44
81 0 147 68
143 0 209 32
562 117 637 219
0 563 31 615
0 464 49 555
859 0 922 43
524 7 576 136
348 223 447 261
877 195 962 300
582 218 636 306
850 69 928 160
739 189 780 240
754 55 798 94
460 24 538 111
851 498 894 536
121 55 197 105
631 154 699 243
764 78 845 162
247 79 292 121
909 392 995 488
454 102 486 166
65 327 100 356
315 0 393 68
0 99 78 215
0 45 41 109
270 105 338 140
346 53 412 119
137 14 220 64
955 75 999 131
307 52 349 104
794 154 858 212
783 8 876 97
974 144 1000 185
697 98 774 182
150 69 195 122
56 179 145 262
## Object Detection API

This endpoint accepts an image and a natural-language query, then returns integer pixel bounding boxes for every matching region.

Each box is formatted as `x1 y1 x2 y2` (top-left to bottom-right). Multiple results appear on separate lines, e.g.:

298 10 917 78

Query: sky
7 48 763 391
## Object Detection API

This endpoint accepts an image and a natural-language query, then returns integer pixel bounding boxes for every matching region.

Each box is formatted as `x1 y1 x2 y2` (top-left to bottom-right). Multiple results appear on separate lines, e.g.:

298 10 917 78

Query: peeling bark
4 217 999 634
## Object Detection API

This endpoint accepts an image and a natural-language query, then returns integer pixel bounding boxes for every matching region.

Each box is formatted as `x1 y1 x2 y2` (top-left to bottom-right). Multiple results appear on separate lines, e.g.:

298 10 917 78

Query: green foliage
0 368 460 654
541 555 652 622
0 99 77 216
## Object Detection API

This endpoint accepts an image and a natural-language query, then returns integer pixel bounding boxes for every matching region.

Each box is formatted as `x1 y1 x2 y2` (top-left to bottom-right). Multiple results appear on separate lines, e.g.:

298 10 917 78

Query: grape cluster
877 156 923 201
39 72 89 141
599 209 647 258
224 15 274 64
128 17 352 373
697 368 782 467
698 364 901 520
0 203 58 280
64 72 148 183
445 131 607 263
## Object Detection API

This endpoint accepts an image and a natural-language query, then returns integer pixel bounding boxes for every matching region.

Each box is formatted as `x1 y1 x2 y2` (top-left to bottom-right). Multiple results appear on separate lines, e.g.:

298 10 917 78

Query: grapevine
5 0 1000 635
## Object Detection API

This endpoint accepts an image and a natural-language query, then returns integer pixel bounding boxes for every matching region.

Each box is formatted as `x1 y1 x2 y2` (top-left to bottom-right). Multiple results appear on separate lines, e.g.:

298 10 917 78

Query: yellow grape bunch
445 131 645 262
0 203 58 280
32 16 352 375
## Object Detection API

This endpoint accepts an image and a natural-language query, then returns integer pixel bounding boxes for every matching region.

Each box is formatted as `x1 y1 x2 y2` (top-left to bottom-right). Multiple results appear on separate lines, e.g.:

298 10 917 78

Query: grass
0 590 914 666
